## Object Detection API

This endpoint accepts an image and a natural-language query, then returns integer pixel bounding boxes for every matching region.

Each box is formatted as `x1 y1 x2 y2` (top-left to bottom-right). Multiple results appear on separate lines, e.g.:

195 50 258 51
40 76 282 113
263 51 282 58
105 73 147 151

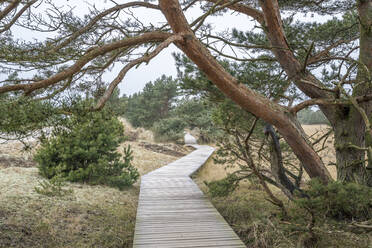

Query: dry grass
119 118 191 175
0 166 139 248
195 125 337 188
119 118 154 142
121 141 179 176
0 140 35 160
202 184 372 248
194 125 372 248
193 153 229 184
0 123 352 247
302 124 337 179
0 121 181 248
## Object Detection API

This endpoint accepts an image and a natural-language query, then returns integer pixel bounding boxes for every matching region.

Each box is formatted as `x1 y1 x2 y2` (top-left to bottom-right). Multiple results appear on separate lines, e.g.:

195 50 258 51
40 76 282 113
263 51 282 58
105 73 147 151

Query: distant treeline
121 76 330 144
123 75 216 143
297 108 329 125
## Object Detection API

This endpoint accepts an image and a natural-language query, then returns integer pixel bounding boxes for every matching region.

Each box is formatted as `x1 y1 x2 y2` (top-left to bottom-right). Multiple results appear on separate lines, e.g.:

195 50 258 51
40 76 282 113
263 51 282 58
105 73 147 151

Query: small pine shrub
205 174 239 197
295 179 372 220
34 176 73 197
152 117 186 143
34 110 139 190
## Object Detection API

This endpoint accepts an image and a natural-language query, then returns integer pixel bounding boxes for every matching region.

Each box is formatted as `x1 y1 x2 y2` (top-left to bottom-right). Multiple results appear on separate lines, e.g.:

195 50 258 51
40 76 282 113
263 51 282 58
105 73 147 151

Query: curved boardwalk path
133 144 246 248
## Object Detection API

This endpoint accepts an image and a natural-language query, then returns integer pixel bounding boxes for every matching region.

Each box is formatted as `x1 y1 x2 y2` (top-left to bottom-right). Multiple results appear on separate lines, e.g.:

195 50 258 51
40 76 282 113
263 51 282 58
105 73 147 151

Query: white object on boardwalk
133 145 246 248
184 132 197 144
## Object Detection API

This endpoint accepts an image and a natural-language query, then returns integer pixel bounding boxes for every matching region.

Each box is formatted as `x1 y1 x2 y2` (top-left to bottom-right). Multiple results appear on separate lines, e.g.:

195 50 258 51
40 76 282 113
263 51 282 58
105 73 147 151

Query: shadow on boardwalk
133 144 246 248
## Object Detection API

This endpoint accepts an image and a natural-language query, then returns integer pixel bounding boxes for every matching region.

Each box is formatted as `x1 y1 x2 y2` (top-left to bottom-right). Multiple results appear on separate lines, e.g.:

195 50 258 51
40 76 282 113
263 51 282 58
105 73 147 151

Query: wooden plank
133 145 246 248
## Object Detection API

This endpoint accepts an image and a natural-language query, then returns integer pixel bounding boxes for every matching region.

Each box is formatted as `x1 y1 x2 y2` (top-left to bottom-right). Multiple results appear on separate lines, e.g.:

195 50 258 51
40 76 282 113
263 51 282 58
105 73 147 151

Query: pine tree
34 108 139 189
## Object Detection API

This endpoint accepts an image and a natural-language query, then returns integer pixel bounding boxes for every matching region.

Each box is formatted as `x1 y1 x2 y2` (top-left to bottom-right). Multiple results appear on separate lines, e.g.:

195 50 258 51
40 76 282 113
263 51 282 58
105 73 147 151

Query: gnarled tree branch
49 2 160 53
0 31 171 95
159 0 331 183
94 33 183 110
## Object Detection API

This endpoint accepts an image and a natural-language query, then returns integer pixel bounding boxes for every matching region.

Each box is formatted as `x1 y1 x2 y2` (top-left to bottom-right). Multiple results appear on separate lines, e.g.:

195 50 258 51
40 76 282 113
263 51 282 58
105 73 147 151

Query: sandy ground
195 124 337 187
0 119 183 248
302 124 336 179
0 123 337 247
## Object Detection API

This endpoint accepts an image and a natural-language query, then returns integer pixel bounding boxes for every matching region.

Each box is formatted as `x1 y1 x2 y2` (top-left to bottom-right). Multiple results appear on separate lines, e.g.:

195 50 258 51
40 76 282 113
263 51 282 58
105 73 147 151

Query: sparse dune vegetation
194 125 372 248
1 0 372 247
2 123 372 247
0 120 182 248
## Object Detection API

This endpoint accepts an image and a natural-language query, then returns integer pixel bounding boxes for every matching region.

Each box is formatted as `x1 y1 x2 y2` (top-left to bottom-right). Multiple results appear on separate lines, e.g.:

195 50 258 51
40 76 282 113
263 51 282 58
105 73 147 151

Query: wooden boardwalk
133 145 246 248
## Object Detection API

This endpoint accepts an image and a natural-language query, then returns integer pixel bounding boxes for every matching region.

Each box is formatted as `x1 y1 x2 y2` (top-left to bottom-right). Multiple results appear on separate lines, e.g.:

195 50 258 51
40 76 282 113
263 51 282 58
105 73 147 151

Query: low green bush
34 110 139 190
152 117 186 143
34 176 73 197
295 179 372 220
205 174 239 197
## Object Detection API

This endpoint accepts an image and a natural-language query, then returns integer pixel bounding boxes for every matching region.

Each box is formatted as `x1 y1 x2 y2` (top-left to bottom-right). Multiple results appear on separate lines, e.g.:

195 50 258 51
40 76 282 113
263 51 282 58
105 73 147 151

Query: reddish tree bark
158 0 331 183
207 0 372 185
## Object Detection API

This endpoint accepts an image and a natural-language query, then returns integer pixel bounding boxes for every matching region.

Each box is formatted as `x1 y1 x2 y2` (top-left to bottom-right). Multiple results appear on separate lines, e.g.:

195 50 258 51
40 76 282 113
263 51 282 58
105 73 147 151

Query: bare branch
204 0 264 24
182 0 199 12
203 34 283 50
94 33 184 110
307 36 359 64
290 95 372 113
191 0 243 32
35 76 73 101
205 43 276 62
49 2 160 53
0 0 36 33
245 116 258 148
0 31 171 95
309 56 371 80
351 222 372 230
312 129 332 146
300 79 336 93
290 99 342 113
0 0 20 22
302 41 314 71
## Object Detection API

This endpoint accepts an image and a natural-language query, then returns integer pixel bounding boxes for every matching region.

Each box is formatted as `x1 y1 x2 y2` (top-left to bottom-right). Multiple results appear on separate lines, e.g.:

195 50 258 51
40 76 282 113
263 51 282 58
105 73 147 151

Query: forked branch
94 33 184 110
0 31 171 95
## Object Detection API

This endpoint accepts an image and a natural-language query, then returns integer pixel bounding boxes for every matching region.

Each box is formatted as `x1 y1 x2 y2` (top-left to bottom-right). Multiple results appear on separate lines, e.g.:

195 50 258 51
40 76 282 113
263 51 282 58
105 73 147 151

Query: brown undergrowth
0 120 183 248
1 123 370 247
193 125 372 248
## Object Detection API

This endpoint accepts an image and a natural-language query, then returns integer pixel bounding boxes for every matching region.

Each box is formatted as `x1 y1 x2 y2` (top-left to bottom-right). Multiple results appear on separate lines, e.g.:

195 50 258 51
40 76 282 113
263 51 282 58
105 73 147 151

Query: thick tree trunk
158 0 332 183
334 0 372 184
358 0 372 178
258 0 372 184
334 109 368 183
204 0 372 184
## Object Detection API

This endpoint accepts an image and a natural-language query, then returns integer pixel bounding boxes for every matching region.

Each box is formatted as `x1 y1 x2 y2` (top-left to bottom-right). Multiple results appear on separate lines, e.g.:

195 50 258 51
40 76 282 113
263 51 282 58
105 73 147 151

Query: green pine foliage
172 98 219 143
152 98 219 143
297 108 329 125
205 174 239 197
125 75 178 128
103 88 128 117
0 96 59 140
34 176 73 197
124 74 220 143
34 110 139 190
295 179 372 220
152 117 186 143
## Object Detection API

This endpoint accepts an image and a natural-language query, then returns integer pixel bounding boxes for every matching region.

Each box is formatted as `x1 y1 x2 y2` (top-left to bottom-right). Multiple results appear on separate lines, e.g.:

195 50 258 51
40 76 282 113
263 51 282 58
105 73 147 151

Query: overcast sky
94 1 256 95
12 0 334 96
105 13 253 95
